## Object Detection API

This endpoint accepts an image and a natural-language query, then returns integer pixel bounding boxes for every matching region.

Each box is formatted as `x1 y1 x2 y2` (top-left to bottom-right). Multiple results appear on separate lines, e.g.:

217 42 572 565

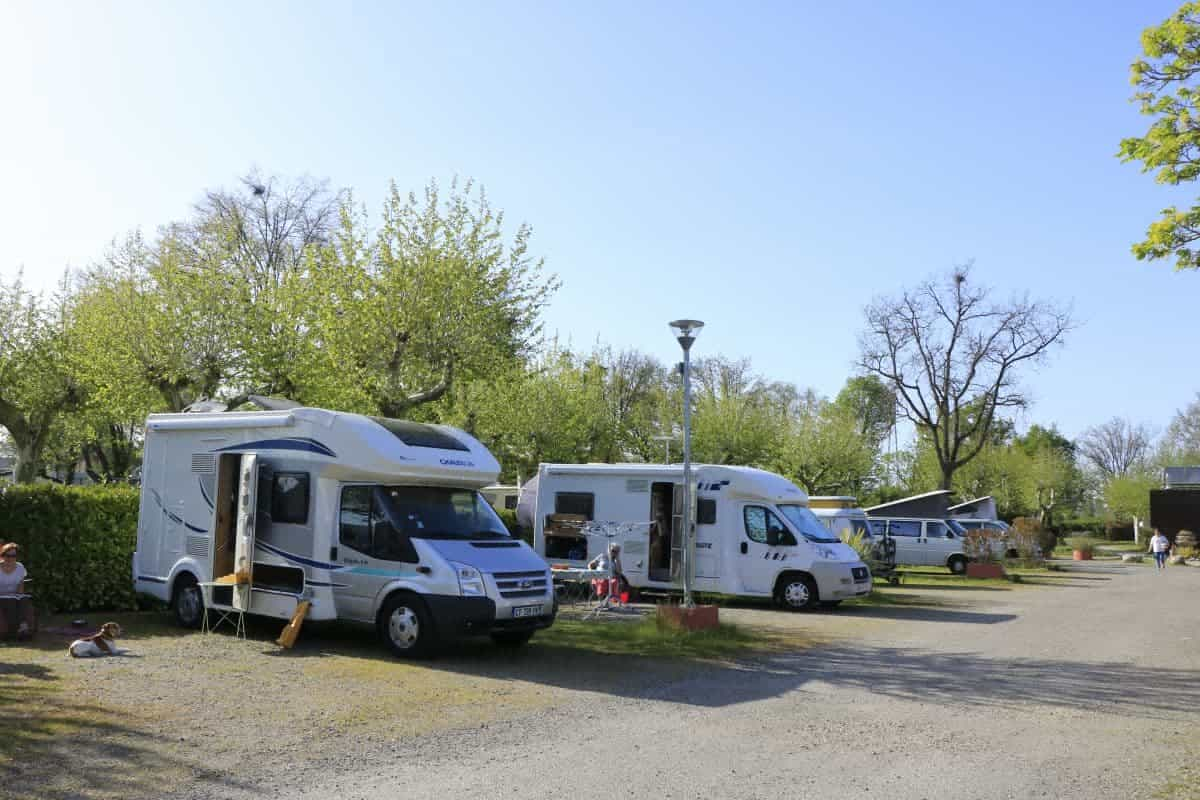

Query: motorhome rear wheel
947 555 967 575
379 593 438 658
172 574 203 629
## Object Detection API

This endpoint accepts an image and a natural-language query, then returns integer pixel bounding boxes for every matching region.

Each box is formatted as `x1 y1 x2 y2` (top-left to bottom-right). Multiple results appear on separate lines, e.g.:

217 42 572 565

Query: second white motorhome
133 408 556 657
518 463 872 609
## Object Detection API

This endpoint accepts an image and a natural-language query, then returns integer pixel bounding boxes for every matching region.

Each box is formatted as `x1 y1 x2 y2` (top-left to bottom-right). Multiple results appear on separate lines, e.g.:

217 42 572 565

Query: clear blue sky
0 1 1192 441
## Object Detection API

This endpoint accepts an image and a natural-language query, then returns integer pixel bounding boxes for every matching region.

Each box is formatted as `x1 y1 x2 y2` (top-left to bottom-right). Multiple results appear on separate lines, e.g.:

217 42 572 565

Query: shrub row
0 484 140 612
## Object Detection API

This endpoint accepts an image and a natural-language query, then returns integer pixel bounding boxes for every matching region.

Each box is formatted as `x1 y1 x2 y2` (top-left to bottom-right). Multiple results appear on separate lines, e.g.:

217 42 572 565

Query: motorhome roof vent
369 417 470 451
191 454 217 474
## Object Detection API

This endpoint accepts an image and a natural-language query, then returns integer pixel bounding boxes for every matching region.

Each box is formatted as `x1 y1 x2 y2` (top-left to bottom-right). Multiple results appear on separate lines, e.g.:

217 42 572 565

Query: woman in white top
0 542 34 639
1149 530 1172 571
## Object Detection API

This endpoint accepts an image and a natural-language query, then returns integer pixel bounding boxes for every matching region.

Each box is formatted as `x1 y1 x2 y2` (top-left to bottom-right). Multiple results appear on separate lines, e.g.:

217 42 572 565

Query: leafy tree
1119 2 1200 269
1105 472 1157 522
296 180 557 416
0 278 81 482
834 375 896 449
772 401 875 495
859 265 1072 489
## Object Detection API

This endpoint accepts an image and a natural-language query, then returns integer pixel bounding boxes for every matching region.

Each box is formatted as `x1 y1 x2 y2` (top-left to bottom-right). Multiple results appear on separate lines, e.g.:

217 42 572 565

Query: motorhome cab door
737 504 793 594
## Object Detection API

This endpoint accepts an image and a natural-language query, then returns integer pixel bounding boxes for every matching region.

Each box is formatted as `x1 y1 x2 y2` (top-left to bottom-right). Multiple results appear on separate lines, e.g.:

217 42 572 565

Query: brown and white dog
68 622 128 658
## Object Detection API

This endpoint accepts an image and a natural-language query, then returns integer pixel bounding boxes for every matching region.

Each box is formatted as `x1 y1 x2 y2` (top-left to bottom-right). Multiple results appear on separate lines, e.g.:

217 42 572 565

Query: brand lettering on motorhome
439 458 475 467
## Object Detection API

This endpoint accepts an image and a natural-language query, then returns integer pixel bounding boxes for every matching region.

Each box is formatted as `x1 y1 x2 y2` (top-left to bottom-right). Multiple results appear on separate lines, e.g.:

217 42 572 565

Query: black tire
948 555 968 575
172 573 204 629
819 600 842 609
775 573 819 611
1005 549 1020 560
490 630 535 648
378 592 438 658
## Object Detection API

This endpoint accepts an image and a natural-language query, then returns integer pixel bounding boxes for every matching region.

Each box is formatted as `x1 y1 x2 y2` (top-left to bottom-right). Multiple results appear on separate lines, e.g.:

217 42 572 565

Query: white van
866 516 970 574
133 408 556 657
518 464 872 610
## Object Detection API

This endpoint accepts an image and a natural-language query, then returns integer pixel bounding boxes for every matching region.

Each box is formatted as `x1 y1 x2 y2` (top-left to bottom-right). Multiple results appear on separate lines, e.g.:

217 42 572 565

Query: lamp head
669 319 704 351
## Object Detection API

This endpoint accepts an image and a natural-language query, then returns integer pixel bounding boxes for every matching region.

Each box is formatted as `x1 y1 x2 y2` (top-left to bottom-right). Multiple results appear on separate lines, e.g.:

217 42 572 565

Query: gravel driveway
205 563 1200 800
7 564 1198 800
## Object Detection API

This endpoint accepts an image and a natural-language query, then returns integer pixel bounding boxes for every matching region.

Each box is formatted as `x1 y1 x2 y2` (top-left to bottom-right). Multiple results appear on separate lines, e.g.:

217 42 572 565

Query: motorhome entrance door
232 454 259 611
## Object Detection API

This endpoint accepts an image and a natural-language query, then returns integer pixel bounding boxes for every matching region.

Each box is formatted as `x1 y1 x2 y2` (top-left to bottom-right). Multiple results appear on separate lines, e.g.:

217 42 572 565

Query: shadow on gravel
0 659 254 800
832 606 1016 624
762 644 1200 720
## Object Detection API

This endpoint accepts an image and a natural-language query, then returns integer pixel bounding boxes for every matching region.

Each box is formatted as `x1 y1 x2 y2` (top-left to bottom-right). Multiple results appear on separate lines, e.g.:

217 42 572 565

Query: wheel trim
783 581 810 607
179 585 202 623
387 607 420 649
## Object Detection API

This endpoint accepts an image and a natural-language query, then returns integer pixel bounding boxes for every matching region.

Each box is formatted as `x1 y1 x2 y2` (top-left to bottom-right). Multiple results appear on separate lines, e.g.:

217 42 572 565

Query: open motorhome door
233 454 259 611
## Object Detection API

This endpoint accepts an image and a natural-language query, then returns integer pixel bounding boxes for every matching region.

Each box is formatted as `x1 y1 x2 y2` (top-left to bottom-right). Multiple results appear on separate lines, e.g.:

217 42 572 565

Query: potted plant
1066 536 1096 561
962 528 1007 579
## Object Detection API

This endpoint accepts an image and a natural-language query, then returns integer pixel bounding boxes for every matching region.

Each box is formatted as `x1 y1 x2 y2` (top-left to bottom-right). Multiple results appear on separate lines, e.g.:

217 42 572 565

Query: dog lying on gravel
68 622 129 658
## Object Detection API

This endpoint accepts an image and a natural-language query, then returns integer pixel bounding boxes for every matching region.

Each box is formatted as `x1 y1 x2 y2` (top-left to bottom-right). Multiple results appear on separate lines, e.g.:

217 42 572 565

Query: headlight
450 562 486 597
815 546 838 560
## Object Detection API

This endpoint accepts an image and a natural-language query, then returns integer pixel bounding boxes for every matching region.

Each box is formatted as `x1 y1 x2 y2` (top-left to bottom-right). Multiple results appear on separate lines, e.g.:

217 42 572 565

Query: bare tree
858 265 1072 490
1078 417 1152 479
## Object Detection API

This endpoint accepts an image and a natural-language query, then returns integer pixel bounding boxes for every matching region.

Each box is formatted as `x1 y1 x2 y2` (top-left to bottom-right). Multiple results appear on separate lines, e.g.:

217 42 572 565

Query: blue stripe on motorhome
255 540 346 571
137 575 167 584
305 580 349 588
345 566 419 578
211 438 337 458
199 477 214 509
150 488 209 534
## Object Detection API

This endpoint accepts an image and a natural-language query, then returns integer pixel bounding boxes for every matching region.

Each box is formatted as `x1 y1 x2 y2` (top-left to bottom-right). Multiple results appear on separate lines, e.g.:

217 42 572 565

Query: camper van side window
339 486 373 554
272 472 310 525
555 492 594 520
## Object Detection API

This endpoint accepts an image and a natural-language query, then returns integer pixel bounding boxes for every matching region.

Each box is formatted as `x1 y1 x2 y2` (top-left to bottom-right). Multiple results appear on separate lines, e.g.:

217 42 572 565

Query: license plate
513 604 542 618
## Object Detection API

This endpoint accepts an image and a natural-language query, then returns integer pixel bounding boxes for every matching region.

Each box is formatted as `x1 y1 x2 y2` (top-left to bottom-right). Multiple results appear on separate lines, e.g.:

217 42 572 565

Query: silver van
866 517 970 574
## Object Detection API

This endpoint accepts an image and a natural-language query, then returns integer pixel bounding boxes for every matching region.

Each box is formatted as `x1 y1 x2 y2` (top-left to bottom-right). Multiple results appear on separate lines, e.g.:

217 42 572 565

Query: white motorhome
518 464 872 609
133 408 556 657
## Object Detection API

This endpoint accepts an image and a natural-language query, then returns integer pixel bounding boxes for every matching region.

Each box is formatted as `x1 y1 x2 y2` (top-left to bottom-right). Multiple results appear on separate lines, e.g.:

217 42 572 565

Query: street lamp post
669 319 704 608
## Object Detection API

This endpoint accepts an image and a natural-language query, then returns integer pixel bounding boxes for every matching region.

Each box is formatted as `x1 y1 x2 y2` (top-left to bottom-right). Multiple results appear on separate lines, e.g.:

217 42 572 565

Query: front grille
852 566 870 583
492 570 550 598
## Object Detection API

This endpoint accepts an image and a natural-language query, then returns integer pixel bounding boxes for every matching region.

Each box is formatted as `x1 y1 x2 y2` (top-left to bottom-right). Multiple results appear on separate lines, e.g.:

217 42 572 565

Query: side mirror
766 530 780 546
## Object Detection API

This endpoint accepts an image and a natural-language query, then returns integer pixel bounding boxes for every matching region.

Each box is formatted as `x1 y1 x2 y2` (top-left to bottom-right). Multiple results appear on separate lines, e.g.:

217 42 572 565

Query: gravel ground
5 563 1199 800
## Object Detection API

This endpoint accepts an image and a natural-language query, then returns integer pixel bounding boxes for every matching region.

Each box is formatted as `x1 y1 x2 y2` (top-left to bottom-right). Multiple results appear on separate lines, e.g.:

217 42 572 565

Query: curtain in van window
888 520 921 537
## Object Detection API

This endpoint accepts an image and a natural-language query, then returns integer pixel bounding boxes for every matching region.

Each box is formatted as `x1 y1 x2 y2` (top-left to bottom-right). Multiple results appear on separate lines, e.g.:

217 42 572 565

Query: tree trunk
939 463 954 491
13 439 39 484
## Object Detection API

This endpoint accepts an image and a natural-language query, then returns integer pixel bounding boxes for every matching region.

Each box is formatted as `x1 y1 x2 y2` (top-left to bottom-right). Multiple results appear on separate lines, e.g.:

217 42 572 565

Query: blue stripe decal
345 566 419 578
137 575 168 584
199 478 214 510
150 489 209 534
255 540 346 571
306 580 349 588
212 438 336 458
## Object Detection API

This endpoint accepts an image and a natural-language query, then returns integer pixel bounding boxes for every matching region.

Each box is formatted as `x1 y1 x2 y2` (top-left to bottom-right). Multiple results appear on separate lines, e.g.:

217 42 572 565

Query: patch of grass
536 615 800 661
1095 542 1146 553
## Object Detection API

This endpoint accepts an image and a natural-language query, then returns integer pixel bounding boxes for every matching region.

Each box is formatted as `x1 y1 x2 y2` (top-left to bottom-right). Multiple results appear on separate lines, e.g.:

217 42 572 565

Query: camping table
199 582 247 639
550 567 609 606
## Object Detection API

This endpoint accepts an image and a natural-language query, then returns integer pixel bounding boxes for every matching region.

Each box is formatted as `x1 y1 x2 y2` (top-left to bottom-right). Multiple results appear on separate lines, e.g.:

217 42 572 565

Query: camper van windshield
380 486 511 540
777 505 842 544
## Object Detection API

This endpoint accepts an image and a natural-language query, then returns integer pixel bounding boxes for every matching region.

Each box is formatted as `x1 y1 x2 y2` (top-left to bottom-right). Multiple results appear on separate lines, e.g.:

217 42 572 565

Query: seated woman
0 543 35 640
588 542 628 601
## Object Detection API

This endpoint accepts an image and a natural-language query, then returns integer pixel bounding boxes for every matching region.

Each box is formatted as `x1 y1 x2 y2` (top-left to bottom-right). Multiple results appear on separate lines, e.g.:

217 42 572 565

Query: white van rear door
233 454 259 611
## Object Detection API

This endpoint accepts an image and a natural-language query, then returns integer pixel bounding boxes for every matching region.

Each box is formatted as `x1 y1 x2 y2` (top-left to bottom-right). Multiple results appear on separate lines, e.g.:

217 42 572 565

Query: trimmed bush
0 484 140 612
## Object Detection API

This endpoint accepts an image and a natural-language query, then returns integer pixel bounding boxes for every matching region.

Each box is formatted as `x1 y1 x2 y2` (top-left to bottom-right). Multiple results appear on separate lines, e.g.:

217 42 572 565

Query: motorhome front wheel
776 574 818 611
379 593 437 658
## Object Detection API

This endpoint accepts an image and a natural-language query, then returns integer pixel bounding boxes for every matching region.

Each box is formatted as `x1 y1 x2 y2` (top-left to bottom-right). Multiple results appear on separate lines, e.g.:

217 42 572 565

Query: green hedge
0 484 140 612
